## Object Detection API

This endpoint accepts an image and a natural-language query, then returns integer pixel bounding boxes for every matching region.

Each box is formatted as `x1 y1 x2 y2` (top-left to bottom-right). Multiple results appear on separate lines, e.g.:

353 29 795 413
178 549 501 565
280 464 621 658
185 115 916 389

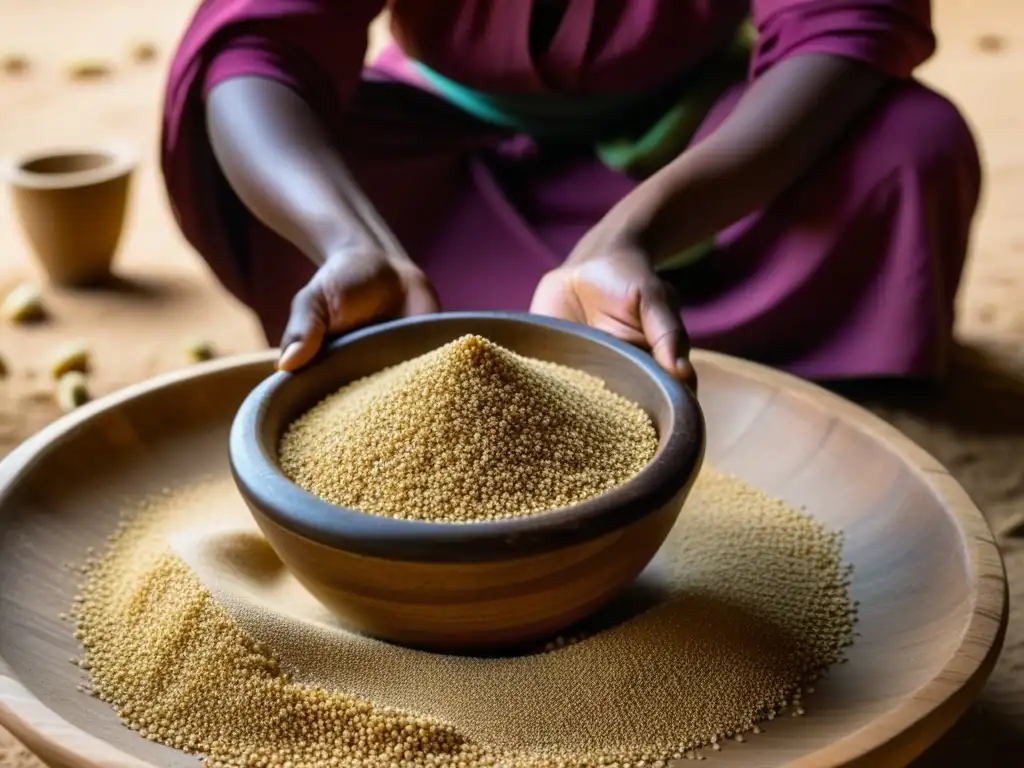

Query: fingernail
676 358 698 394
277 342 302 371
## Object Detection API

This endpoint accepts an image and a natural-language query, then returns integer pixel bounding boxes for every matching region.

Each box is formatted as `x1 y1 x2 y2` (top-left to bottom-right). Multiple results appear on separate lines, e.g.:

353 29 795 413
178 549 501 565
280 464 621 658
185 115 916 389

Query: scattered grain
49 340 90 379
73 490 487 768
57 371 89 413
1 283 46 324
74 466 854 767
280 335 658 522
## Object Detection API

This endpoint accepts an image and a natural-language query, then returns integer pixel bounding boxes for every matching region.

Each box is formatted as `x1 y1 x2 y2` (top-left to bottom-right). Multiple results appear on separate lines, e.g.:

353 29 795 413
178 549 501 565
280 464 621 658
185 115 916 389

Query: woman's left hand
530 231 697 391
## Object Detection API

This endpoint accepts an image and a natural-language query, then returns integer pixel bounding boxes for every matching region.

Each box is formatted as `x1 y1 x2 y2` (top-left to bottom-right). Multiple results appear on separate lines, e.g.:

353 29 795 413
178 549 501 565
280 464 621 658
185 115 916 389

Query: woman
161 0 980 387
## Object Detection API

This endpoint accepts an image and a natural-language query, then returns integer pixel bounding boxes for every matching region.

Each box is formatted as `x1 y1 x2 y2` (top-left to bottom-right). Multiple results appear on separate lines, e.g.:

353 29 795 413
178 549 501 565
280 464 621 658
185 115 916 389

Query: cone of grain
279 335 658 522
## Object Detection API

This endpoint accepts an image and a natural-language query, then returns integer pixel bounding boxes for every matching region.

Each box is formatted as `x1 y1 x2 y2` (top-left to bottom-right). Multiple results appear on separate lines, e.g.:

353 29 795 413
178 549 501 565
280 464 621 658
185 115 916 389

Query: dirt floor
1 0 1022 765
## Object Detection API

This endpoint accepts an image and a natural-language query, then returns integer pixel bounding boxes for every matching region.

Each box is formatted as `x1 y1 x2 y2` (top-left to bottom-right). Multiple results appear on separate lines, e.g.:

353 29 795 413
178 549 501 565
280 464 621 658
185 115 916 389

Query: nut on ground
129 42 158 63
66 58 112 81
57 371 90 413
1 54 30 76
0 353 8 378
50 341 90 379
1 283 46 324
185 338 216 364
977 33 1005 53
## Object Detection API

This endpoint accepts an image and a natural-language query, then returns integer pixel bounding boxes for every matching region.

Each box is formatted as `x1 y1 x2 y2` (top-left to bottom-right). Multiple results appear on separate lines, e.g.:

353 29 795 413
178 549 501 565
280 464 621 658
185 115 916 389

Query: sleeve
200 34 309 99
750 0 936 80
159 0 384 306
198 4 385 112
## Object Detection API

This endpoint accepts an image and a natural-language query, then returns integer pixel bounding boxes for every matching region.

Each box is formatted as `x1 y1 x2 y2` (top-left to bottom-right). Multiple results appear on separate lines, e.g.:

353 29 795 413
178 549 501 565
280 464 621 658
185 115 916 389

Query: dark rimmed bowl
229 311 705 651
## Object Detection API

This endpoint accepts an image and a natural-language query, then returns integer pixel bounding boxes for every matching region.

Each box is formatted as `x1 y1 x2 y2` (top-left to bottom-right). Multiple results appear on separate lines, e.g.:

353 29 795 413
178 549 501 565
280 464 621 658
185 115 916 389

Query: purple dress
161 0 981 380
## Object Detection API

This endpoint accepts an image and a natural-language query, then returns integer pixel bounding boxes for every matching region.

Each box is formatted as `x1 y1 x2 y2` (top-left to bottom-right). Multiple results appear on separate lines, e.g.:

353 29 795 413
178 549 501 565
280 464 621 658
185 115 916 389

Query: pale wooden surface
0 351 1007 767
1 0 1024 765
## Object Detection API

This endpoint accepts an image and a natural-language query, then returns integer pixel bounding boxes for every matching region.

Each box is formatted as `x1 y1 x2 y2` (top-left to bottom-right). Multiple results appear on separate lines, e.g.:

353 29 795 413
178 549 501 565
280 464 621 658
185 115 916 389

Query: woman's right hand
277 247 440 372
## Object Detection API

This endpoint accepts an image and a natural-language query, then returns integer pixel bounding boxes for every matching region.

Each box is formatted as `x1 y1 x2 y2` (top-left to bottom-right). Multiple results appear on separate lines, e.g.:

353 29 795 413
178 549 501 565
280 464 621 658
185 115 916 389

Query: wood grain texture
232 312 704 650
0 348 1007 767
249 494 686 652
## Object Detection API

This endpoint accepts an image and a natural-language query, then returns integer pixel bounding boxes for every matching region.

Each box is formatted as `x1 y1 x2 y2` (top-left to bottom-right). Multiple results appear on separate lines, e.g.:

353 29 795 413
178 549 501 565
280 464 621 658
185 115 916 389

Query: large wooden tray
0 350 1007 767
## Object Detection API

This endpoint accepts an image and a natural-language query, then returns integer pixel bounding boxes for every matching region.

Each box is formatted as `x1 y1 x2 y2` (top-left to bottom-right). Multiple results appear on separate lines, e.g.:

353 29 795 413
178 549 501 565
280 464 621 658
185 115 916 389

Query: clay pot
3 147 135 286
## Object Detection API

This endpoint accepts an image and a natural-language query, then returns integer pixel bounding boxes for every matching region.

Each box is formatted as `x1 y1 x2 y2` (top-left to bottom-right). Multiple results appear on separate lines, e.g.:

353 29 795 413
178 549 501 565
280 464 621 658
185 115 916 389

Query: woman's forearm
614 53 890 263
206 76 381 266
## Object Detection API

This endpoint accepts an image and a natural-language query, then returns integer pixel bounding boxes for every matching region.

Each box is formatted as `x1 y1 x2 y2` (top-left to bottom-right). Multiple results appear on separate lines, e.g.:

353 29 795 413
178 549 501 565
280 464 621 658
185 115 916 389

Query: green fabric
599 19 756 271
417 18 758 270
414 65 657 138
595 19 756 179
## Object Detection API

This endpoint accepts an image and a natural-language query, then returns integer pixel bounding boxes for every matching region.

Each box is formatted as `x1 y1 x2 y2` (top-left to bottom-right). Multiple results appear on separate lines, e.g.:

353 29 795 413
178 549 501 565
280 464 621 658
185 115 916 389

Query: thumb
639 283 696 389
530 270 582 321
277 286 328 372
401 275 442 317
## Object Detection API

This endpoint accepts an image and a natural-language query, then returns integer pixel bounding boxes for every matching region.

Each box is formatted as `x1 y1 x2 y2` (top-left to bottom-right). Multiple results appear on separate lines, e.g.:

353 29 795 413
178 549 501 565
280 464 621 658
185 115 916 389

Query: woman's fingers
401 272 442 317
639 282 698 390
532 260 698 393
278 263 440 373
529 270 584 322
277 286 327 372
673 355 698 394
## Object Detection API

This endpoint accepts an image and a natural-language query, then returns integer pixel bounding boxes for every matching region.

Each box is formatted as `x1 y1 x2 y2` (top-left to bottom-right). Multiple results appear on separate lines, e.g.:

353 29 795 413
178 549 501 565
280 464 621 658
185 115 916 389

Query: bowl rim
228 311 705 563
0 349 1007 768
1 144 136 190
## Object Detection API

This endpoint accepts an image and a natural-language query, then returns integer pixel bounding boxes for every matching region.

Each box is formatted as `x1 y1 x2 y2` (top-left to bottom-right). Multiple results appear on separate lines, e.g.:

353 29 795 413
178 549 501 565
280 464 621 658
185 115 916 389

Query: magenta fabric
160 0 978 380
751 1 935 78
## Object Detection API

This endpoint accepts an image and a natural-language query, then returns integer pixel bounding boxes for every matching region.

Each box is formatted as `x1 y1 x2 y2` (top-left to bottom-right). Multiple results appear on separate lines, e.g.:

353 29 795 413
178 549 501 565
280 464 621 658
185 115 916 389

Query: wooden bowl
229 312 705 651
0 350 1005 768
2 146 135 286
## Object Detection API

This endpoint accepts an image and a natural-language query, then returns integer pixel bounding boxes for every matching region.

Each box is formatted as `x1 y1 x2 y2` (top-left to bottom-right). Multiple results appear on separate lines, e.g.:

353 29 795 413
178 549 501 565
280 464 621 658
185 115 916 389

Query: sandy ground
1 0 1022 764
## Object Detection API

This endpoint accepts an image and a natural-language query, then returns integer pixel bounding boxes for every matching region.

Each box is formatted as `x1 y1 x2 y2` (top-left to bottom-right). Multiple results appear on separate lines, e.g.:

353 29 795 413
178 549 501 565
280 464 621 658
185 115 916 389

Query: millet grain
279 335 658 522
73 488 487 768
73 468 856 768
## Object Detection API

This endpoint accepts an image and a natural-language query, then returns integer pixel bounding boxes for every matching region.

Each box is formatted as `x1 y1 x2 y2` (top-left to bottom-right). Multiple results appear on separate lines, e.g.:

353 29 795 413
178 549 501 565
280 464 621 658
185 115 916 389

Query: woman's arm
206 76 438 371
606 53 889 262
533 52 889 384
206 75 386 266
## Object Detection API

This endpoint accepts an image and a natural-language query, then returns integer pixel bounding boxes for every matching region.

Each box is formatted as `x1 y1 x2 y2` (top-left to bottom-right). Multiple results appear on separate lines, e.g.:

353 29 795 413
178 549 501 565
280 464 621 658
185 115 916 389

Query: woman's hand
277 247 440 372
207 78 440 373
530 233 697 391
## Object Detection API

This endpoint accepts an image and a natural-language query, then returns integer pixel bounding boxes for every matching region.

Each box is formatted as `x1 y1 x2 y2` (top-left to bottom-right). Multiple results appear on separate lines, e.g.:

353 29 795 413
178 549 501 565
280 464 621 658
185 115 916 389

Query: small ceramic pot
3 147 135 286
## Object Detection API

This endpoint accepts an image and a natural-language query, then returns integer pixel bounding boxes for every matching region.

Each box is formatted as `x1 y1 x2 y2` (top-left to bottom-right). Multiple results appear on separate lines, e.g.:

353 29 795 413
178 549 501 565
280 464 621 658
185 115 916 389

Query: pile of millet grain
72 468 856 768
278 334 658 522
